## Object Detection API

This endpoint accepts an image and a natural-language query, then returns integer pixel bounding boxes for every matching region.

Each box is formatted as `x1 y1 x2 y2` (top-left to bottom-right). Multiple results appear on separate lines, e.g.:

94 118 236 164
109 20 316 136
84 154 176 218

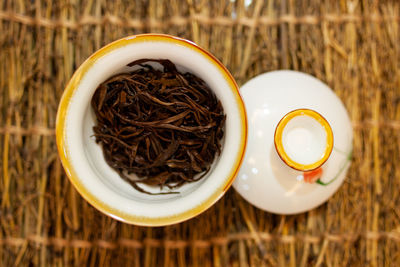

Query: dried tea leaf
91 59 225 194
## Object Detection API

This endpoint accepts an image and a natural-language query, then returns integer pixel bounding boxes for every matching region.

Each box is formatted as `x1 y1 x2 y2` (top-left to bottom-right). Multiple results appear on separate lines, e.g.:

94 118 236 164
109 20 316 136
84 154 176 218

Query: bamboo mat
1 0 400 266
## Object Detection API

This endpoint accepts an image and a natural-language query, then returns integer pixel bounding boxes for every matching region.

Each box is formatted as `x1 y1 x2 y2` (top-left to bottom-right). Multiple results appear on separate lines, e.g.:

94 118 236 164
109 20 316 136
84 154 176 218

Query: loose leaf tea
91 59 225 194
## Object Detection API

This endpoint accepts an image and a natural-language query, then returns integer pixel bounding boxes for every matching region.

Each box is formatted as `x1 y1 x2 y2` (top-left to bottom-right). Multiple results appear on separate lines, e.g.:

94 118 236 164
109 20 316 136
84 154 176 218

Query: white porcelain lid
233 71 353 214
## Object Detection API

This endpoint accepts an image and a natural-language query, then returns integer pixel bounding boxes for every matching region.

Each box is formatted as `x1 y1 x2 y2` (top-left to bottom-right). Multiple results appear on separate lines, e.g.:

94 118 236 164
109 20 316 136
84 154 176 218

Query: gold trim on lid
274 109 334 171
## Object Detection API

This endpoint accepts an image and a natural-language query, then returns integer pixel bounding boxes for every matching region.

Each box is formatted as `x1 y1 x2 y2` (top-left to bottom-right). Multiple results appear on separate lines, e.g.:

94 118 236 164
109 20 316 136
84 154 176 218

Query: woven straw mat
1 0 400 266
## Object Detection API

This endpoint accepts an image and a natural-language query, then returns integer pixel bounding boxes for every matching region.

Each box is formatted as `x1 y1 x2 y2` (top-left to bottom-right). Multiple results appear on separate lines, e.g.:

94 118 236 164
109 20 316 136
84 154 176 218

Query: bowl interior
59 35 246 224
82 61 223 202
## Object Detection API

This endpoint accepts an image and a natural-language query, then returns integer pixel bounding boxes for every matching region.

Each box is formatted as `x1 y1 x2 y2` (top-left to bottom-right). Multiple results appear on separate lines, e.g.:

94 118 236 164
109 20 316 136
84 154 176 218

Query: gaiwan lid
233 70 353 214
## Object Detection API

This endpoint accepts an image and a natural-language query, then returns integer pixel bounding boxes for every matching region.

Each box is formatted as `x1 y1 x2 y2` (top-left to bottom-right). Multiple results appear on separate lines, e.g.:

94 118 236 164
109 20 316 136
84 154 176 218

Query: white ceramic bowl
56 34 247 226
